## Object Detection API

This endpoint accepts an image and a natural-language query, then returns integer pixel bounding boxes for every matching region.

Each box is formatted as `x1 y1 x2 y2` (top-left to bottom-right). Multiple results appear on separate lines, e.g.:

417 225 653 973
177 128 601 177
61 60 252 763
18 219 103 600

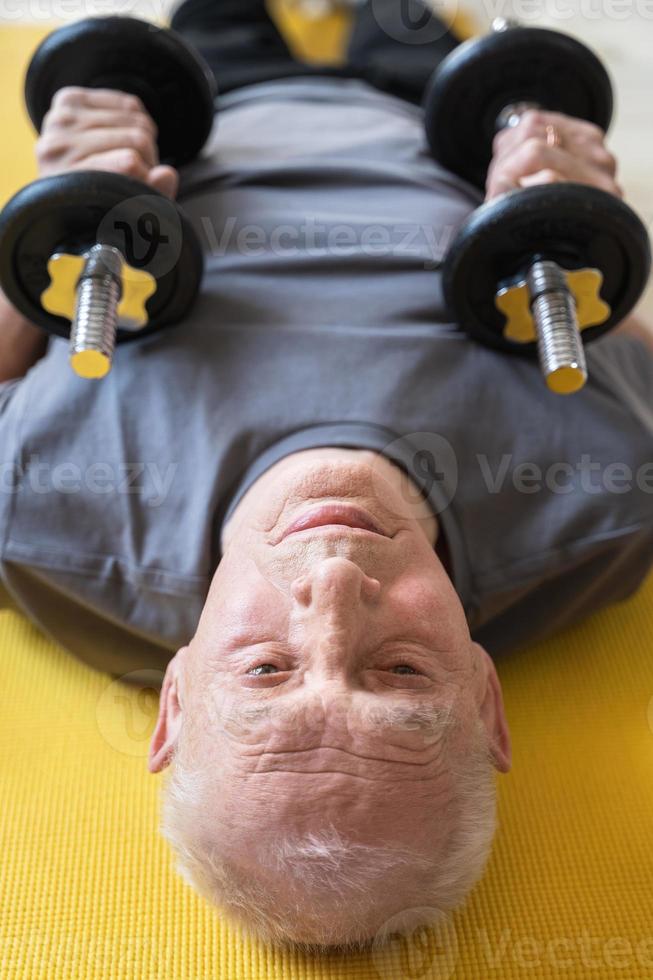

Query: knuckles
492 109 549 153
50 85 86 108
37 129 154 167
49 86 146 114
36 143 148 181
518 136 553 170
515 108 549 136
532 167 562 185
35 134 65 163
129 127 155 158
121 93 147 114
602 176 624 198
42 106 76 130
579 120 605 142
594 147 618 175
112 148 147 178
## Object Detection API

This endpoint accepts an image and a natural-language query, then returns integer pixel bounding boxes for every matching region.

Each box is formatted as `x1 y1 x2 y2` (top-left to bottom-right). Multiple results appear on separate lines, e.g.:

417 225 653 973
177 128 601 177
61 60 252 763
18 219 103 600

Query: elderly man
1 0 651 949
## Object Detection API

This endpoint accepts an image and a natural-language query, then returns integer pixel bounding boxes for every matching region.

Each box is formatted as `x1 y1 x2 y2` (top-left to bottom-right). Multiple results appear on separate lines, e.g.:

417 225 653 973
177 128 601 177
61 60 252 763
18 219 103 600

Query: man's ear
473 643 512 774
148 648 187 774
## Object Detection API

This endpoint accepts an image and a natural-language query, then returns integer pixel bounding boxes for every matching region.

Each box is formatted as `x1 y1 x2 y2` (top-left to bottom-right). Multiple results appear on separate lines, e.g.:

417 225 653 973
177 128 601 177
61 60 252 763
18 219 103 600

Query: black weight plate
0 171 204 342
424 28 613 190
25 17 216 167
443 183 651 354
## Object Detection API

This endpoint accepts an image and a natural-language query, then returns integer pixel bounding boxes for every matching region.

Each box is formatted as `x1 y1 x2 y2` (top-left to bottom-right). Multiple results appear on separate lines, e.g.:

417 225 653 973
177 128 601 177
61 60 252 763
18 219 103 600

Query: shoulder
447 338 653 646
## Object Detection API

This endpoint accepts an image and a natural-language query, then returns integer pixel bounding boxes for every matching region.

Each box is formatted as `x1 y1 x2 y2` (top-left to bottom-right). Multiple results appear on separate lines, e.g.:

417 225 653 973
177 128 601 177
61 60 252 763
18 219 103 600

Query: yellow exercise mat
2 575 653 980
2 8 653 980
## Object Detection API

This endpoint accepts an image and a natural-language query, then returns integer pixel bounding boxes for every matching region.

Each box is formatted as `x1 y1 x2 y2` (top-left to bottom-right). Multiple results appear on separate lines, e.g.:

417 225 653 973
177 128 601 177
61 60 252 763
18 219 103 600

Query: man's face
150 450 511 929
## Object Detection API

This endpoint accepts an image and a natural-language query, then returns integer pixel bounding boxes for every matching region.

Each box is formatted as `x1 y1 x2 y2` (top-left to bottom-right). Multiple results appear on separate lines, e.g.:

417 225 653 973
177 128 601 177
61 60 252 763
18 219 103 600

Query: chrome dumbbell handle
527 260 588 394
69 244 123 380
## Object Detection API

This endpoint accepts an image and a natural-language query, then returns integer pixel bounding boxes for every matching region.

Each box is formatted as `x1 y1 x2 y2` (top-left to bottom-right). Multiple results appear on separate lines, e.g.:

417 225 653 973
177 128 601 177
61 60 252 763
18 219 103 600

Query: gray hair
158 714 497 950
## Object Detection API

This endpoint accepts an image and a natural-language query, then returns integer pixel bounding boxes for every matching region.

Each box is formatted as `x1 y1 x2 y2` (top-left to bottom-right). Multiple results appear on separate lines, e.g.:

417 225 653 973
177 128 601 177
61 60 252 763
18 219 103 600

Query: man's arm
0 290 47 383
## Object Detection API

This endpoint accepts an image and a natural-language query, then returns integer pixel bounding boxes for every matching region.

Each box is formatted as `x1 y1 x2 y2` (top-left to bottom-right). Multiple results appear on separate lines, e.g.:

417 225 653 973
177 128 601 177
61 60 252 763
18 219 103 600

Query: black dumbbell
25 16 216 168
424 21 651 394
0 17 216 379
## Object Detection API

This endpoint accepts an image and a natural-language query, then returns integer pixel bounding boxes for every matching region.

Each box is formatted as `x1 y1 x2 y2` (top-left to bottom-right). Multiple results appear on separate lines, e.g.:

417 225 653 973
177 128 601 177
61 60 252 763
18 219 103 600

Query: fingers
43 87 157 139
146 165 179 200
38 126 159 169
44 108 157 139
61 148 153 183
487 139 622 198
494 124 617 176
35 85 179 201
492 109 607 159
486 108 622 201
37 86 167 187
55 151 179 200
47 85 153 117
40 85 159 161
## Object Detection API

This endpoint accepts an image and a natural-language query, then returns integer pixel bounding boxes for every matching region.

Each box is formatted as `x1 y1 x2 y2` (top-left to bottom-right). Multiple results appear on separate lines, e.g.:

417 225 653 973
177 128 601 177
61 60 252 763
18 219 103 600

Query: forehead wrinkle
241 745 443 767
212 768 458 856
245 768 445 785
233 736 453 789
188 748 457 856
234 767 455 810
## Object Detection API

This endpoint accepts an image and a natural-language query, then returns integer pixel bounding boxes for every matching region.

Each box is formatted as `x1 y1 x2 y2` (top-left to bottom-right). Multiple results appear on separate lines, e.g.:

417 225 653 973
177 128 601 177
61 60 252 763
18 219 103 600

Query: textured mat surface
2 11 653 980
3 580 653 980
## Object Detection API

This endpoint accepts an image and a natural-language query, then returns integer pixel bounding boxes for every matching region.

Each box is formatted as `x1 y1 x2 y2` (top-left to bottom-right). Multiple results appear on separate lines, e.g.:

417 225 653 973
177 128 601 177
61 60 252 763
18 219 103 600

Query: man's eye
247 664 279 676
391 664 419 675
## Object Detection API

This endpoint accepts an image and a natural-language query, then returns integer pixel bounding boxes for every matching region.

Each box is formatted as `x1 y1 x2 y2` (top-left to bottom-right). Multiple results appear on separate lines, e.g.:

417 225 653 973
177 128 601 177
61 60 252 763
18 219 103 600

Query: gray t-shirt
1 77 652 677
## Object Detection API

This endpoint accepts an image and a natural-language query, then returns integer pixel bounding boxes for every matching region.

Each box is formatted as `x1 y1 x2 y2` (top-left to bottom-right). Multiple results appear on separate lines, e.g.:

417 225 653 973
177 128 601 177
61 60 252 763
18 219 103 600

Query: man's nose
291 558 380 614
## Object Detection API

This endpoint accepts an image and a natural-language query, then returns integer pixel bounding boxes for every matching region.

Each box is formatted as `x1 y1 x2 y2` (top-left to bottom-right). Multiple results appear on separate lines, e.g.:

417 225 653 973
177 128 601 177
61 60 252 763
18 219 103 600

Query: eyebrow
223 699 457 742
373 702 457 737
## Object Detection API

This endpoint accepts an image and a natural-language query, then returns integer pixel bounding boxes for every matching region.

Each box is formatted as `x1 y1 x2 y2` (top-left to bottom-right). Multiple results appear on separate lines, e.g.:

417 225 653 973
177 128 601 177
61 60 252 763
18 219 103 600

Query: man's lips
278 504 389 542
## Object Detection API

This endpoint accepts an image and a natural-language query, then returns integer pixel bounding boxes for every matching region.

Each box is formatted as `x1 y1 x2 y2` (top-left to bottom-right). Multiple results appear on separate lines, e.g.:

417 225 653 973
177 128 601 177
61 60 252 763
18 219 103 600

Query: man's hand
36 87 179 199
486 109 621 201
